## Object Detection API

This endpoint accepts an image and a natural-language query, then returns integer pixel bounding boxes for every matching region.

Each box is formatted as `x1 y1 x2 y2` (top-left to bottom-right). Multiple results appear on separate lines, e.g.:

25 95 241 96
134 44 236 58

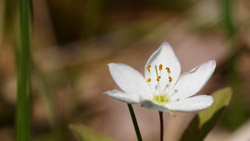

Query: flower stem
159 111 164 141
127 104 142 141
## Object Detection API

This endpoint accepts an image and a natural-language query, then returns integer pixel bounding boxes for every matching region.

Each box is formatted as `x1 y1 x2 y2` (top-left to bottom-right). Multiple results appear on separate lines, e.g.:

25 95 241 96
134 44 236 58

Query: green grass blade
16 0 32 140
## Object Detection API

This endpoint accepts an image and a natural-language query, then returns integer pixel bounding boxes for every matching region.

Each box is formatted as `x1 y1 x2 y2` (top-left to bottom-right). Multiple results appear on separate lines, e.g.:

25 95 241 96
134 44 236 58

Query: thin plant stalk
159 112 164 141
127 104 142 141
16 0 32 140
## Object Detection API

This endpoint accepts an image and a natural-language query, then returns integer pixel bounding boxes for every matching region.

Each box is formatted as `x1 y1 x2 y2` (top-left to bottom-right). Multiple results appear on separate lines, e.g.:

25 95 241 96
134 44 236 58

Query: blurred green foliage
46 0 194 45
2 0 17 40
181 87 232 141
219 0 250 130
69 124 113 141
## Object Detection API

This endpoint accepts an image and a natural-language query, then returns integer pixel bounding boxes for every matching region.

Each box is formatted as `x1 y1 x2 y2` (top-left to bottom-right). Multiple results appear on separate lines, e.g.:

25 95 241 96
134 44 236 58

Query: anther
168 76 172 82
147 78 151 82
159 64 163 71
166 67 171 73
157 76 161 81
147 65 151 72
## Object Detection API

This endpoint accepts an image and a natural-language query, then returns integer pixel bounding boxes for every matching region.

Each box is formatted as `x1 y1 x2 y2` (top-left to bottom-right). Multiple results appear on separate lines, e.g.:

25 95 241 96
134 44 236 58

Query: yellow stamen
159 64 163 71
157 76 161 81
166 67 171 73
147 65 151 72
147 78 151 82
168 76 172 82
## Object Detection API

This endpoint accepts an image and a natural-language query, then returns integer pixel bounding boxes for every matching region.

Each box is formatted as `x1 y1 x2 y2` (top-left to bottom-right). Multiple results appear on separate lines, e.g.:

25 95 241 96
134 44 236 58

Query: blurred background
0 0 250 140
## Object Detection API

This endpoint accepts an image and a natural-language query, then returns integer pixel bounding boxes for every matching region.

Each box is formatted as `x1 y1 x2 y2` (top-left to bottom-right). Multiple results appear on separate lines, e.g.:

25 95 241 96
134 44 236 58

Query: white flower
105 42 216 113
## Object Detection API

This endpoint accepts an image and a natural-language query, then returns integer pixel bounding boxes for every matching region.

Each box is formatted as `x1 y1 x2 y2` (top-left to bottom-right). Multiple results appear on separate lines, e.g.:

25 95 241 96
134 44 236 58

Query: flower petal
165 95 213 112
105 89 140 104
108 63 151 96
171 60 216 100
145 42 181 93
141 100 170 112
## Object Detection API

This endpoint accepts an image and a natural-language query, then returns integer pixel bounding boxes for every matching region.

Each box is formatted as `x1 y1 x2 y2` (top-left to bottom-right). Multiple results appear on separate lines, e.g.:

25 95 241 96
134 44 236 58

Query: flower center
147 64 174 104
147 64 172 84
153 95 169 104
146 64 173 94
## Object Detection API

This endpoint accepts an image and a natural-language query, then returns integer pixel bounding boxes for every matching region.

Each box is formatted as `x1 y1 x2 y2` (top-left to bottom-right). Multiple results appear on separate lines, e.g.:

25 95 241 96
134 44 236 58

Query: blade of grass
16 0 32 140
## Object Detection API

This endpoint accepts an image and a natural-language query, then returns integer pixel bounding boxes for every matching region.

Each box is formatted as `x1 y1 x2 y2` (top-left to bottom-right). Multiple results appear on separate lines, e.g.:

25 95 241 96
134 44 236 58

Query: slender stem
159 111 164 141
127 104 142 141
16 0 32 140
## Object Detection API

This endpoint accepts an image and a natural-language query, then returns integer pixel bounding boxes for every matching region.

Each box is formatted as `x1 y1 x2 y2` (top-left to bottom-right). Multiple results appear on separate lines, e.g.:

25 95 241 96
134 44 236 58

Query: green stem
16 0 32 140
159 112 164 141
127 104 142 141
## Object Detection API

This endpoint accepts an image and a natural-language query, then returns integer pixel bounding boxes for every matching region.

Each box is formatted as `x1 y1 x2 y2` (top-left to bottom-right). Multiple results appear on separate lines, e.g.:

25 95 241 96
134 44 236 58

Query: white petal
104 89 141 104
141 100 170 112
108 63 151 96
145 42 181 93
171 60 216 100
165 95 213 112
